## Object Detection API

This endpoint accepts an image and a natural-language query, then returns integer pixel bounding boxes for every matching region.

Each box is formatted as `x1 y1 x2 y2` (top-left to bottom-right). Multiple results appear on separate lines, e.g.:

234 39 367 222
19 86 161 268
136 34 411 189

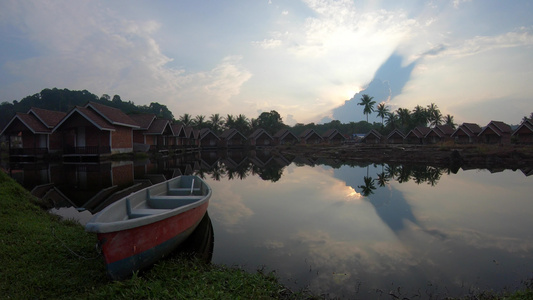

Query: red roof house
512 119 533 144
386 129 405 144
361 129 382 144
273 129 299 145
321 129 346 145
248 128 274 147
451 123 482 144
0 108 66 159
478 121 512 144
299 129 323 144
53 102 139 158
405 127 431 144
425 124 454 144
219 128 247 148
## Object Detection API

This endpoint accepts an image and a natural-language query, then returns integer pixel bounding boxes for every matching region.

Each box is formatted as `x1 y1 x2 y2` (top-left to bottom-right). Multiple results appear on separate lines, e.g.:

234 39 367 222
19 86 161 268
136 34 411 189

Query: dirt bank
275 144 533 170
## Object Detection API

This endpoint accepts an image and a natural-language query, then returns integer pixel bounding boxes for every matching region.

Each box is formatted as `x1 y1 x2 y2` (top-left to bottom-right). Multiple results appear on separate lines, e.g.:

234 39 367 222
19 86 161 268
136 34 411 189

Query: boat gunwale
85 176 211 234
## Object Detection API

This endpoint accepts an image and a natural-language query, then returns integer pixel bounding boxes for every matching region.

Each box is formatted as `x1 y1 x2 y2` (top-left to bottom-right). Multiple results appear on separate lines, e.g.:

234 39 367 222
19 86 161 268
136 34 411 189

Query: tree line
3 88 530 139
358 94 457 133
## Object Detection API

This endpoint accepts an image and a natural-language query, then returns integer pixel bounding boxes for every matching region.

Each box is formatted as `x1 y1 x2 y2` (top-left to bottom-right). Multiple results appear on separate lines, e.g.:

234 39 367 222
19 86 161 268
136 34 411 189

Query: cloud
1 0 253 118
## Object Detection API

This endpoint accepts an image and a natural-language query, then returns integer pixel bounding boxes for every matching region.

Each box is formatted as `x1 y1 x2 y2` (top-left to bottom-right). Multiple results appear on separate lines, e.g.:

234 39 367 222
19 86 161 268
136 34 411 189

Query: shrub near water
0 171 296 299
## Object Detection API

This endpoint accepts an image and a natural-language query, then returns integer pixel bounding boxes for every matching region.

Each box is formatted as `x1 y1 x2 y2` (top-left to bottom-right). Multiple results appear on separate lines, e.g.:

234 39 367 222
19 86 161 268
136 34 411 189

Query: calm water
6 152 533 299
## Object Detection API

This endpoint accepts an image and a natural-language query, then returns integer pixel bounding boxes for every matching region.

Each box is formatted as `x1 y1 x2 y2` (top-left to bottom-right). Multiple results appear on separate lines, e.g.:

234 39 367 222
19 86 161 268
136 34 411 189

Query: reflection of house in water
220 150 248 170
249 149 273 168
8 161 137 213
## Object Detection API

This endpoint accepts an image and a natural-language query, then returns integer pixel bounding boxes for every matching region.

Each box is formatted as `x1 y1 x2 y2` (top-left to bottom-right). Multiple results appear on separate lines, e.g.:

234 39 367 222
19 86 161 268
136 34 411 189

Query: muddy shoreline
275 144 533 171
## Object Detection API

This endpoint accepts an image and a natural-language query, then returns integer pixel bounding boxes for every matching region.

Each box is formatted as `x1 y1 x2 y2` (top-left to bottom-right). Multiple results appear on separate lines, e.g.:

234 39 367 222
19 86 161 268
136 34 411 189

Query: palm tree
444 114 456 129
193 115 207 128
411 105 429 127
376 102 389 125
208 113 225 134
234 114 250 134
396 108 411 129
358 94 376 123
358 176 376 196
427 103 442 127
225 114 236 130
385 112 399 129
179 113 193 127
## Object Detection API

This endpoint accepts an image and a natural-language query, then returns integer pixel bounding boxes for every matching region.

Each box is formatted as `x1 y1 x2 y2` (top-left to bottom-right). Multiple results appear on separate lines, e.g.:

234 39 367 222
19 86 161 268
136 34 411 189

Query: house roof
452 123 482 137
249 128 273 140
479 120 512 137
28 108 66 128
435 124 455 135
362 129 382 140
86 102 139 128
171 123 185 137
322 129 345 140
200 128 220 140
145 118 173 135
53 106 116 132
220 128 246 140
386 129 405 139
489 121 512 133
511 119 533 136
0 113 51 136
129 114 156 130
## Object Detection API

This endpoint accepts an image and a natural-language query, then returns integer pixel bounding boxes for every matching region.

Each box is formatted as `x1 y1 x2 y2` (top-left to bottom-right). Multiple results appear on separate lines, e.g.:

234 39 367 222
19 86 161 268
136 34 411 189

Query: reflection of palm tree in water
356 164 447 239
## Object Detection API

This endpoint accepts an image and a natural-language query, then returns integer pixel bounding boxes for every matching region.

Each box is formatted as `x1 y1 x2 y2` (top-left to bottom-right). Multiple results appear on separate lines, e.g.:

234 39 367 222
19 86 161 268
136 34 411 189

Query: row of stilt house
361 120 533 146
1 101 531 162
0 101 346 161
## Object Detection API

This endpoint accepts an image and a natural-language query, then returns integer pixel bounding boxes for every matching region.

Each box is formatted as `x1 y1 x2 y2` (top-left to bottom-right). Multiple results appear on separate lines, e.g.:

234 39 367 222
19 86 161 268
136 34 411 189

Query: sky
1 0 532 126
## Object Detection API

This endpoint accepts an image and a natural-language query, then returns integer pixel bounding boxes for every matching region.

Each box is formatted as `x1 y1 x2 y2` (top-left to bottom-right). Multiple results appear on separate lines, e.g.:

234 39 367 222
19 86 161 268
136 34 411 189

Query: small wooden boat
85 175 211 280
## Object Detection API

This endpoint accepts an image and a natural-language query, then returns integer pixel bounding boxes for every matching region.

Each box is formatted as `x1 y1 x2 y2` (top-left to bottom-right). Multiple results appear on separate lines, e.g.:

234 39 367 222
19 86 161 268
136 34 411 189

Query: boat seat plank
148 196 204 209
126 198 169 219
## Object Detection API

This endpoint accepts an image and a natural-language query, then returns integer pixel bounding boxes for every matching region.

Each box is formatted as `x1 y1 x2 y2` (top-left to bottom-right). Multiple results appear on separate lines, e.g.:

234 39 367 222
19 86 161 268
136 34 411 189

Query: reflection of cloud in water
208 181 254 232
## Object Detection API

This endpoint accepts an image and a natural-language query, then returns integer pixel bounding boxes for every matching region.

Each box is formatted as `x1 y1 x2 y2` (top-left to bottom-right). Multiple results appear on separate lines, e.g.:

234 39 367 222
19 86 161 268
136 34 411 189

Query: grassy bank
0 170 299 299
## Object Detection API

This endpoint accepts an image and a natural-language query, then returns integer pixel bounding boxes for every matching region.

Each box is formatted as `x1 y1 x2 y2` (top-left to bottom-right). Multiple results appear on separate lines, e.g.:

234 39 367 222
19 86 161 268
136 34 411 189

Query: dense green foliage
0 88 174 129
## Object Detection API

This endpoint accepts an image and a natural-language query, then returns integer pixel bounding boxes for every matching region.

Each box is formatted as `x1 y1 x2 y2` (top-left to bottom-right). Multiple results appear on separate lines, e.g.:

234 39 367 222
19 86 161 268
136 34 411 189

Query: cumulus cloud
1 0 252 117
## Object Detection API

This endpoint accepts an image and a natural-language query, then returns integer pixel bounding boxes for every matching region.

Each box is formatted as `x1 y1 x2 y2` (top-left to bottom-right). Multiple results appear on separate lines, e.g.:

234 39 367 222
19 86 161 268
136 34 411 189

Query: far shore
274 143 533 170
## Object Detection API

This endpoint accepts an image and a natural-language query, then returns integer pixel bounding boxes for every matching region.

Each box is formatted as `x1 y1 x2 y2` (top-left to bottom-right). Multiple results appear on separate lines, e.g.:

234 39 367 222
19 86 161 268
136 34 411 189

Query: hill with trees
0 88 174 129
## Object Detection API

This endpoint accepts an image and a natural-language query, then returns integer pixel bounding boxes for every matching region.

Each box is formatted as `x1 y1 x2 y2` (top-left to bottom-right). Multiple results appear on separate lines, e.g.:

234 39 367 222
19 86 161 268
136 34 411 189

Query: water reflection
4 151 533 299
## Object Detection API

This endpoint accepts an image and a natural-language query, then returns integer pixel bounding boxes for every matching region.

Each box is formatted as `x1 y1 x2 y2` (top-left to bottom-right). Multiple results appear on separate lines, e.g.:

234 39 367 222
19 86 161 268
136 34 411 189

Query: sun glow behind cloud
1 0 532 124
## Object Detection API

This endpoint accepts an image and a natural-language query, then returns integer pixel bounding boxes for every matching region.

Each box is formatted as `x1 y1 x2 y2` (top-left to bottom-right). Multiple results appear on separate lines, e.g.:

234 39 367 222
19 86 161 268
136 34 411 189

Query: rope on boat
51 226 100 260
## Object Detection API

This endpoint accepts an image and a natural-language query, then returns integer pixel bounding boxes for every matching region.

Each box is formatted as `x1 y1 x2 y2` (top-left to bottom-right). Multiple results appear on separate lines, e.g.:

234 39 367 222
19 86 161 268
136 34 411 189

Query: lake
6 150 533 299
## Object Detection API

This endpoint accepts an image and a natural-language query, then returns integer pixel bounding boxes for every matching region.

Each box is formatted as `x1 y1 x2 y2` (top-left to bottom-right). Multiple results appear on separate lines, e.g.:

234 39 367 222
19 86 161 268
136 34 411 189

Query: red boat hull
97 201 209 279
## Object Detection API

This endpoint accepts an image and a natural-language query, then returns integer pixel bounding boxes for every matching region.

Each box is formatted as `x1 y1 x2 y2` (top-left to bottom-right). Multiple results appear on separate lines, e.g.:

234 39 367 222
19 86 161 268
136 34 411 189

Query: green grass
0 170 305 299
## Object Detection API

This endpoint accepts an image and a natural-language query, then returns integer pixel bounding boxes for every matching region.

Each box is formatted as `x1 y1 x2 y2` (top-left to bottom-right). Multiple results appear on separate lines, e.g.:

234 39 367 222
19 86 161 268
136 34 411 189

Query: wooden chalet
321 129 346 145
219 128 247 148
53 102 139 159
299 129 323 144
143 118 174 151
425 124 454 144
361 129 382 144
129 114 156 152
512 119 533 144
248 128 274 147
451 123 482 144
386 129 405 144
405 127 431 145
199 128 220 149
273 129 299 145
478 121 512 144
170 124 186 148
1 108 66 160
